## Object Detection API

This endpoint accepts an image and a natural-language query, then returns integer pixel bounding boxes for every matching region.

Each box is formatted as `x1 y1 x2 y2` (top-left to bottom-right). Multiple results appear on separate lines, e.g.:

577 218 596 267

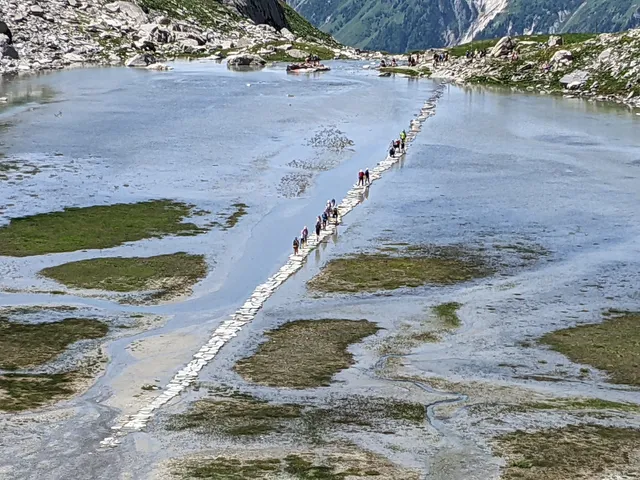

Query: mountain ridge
291 0 640 52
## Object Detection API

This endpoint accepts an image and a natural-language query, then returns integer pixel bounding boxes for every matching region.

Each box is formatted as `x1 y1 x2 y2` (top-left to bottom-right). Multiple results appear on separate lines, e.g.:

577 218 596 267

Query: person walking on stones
400 129 407 152
315 217 322 237
331 198 336 209
301 226 309 246
332 206 339 224
364 168 370 185
293 237 299 255
322 210 328 229
389 141 396 157
358 169 365 186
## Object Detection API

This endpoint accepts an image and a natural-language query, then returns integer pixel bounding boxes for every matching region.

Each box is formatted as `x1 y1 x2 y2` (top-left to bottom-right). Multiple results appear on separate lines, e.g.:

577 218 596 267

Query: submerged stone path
100 85 445 449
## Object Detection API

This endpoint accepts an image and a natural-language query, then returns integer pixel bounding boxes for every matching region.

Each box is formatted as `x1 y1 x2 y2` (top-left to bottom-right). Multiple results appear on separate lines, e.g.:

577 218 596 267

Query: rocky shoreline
430 30 640 110
0 0 363 77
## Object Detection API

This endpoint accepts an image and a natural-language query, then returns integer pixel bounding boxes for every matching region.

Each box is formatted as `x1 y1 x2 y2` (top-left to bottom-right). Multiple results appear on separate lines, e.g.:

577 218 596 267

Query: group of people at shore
292 130 408 255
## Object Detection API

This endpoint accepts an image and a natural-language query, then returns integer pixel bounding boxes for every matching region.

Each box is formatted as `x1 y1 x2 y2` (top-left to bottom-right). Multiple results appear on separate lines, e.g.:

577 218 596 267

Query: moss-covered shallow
433 302 462 328
524 398 640 412
40 253 207 301
171 449 418 479
0 200 207 257
540 312 640 386
0 317 108 370
234 319 379 388
166 390 425 440
0 372 78 412
308 246 491 293
494 425 640 480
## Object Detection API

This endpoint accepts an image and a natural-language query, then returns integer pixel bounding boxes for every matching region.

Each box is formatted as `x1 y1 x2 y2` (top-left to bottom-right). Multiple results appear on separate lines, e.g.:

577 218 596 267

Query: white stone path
99 88 443 448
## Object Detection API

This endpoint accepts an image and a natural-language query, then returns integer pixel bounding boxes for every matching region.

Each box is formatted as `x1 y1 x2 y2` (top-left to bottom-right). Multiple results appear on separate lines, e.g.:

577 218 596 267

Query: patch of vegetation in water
433 302 462 328
166 389 425 440
0 372 77 412
171 449 416 480
308 246 491 294
39 253 207 300
166 395 303 437
494 424 640 480
540 312 640 386
0 317 108 370
524 398 640 412
0 200 208 257
234 319 379 388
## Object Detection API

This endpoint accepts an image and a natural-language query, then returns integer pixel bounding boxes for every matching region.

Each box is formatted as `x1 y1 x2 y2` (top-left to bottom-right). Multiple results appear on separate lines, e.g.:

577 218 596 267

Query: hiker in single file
301 226 308 246
322 210 328 229
364 168 370 185
332 206 339 223
293 237 299 255
315 217 322 237
358 169 365 186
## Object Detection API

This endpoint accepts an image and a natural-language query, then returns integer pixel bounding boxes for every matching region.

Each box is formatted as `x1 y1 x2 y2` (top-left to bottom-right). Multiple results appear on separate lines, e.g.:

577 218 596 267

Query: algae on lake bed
234 319 379 388
0 200 208 257
540 312 640 386
40 253 207 301
166 389 425 440
0 317 108 370
433 302 462 328
0 372 77 412
494 424 640 480
308 247 490 293
171 449 418 480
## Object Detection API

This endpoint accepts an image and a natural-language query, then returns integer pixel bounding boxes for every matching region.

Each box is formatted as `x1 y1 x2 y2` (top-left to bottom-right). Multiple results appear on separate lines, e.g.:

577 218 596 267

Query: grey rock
0 34 18 60
286 48 308 59
125 53 157 67
559 69 590 87
63 52 85 63
226 53 266 68
598 47 613 64
547 35 563 47
490 36 514 57
280 27 295 41
550 49 573 63
67 0 78 7
107 1 148 25
30 5 45 17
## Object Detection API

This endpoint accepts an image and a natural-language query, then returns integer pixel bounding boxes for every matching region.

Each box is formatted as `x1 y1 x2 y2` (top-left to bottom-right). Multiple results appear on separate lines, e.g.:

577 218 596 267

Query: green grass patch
540 312 640 386
0 372 77 412
0 200 208 257
494 424 640 480
40 253 207 300
309 247 490 293
448 33 597 57
234 319 379 388
433 302 462 328
138 0 240 29
0 318 108 370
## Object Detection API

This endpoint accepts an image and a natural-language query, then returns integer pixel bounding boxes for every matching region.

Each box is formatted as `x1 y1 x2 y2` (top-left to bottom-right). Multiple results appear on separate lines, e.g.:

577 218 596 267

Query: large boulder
0 21 12 44
0 34 18 60
226 53 266 68
560 70 590 89
286 48 307 59
125 53 157 67
30 5 45 17
547 35 563 47
105 1 148 25
550 49 573 63
221 0 287 30
490 36 515 57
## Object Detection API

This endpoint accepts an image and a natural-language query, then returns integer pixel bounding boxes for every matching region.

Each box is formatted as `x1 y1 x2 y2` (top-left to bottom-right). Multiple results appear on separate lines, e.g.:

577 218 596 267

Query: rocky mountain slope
0 0 355 76
291 0 640 52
